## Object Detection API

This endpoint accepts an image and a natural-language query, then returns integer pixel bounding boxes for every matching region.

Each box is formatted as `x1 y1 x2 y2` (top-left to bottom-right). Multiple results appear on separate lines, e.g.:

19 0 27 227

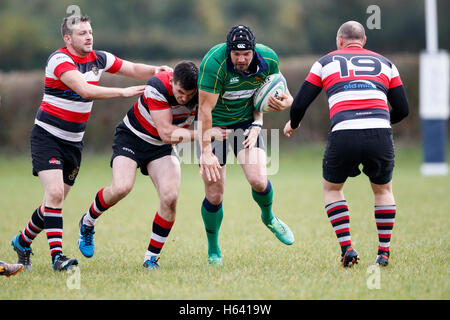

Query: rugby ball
253 73 287 113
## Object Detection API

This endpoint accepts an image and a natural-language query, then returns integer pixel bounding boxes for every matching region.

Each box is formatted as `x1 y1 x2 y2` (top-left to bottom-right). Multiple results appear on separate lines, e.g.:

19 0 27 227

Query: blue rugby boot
11 233 33 271
78 215 95 258
143 256 160 270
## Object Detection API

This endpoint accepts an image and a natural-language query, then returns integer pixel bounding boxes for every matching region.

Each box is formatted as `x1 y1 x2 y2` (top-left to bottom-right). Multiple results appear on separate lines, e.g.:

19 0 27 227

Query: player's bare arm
60 69 145 99
198 89 221 182
116 60 173 80
150 108 195 144
243 110 263 149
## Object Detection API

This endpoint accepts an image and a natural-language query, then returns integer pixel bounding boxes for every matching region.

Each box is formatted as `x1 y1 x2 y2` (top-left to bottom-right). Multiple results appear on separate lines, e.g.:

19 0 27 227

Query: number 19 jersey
305 46 403 131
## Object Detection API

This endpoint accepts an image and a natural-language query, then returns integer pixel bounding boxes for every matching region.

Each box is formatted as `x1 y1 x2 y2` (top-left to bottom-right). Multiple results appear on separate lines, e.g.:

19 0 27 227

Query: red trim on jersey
146 96 171 110
154 212 175 229
328 46 383 56
40 102 91 123
107 57 123 73
133 102 161 137
45 78 99 90
45 77 71 91
330 99 389 119
390 75 403 89
305 73 323 88
54 62 78 78
58 47 99 64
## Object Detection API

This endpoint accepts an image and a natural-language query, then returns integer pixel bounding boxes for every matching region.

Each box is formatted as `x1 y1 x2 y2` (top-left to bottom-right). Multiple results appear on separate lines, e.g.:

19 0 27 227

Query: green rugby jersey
198 43 279 127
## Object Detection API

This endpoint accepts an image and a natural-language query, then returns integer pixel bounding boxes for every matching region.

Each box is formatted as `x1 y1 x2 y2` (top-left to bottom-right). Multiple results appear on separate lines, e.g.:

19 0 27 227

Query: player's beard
73 40 93 56
235 62 249 72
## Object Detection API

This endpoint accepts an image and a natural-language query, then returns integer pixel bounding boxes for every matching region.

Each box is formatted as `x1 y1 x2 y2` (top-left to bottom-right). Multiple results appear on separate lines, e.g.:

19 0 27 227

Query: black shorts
111 122 176 176
30 125 83 186
323 128 395 184
196 120 265 166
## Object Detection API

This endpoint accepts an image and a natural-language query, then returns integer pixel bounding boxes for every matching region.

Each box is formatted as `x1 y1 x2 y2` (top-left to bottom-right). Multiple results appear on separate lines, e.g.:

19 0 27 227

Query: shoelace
81 226 94 246
19 247 33 265
268 219 286 234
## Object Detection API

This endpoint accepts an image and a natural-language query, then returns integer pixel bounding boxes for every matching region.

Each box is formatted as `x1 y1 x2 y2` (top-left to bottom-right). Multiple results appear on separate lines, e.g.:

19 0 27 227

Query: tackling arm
60 69 145 100
115 60 173 80
150 109 195 144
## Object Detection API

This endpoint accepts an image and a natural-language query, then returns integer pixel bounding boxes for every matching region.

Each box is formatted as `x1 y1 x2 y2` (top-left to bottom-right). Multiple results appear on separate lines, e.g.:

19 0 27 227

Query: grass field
0 145 449 300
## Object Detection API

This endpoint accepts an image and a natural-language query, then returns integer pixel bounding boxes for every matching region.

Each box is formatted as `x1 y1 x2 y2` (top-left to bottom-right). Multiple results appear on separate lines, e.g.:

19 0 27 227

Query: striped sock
43 206 63 259
83 188 113 226
145 212 175 260
325 200 352 255
375 205 396 254
19 205 44 247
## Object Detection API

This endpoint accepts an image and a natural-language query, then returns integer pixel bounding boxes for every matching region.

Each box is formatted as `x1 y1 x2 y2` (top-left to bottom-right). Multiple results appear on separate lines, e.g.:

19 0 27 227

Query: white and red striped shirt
123 71 197 146
305 47 403 131
35 47 123 143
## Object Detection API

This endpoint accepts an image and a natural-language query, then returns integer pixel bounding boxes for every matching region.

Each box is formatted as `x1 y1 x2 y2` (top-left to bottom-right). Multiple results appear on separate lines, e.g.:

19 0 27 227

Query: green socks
251 179 274 226
201 198 223 257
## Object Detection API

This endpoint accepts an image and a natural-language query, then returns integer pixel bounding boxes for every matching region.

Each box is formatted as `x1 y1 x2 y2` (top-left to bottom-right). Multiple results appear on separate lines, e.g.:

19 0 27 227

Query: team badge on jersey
91 65 99 75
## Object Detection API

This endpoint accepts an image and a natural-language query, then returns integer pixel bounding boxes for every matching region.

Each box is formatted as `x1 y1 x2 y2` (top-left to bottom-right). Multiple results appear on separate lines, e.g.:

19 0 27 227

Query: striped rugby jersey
305 46 403 131
35 47 123 143
123 71 197 146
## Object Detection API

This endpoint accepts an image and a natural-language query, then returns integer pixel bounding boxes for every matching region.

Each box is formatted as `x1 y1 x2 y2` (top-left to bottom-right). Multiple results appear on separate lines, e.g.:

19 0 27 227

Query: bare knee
45 186 65 207
110 182 133 201
249 176 267 193
160 191 178 213
205 189 223 205
372 183 395 204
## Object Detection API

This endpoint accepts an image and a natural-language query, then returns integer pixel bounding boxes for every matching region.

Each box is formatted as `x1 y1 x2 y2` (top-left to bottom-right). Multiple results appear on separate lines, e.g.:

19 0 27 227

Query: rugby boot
143 256 160 270
265 216 295 245
375 251 390 267
0 260 24 277
207 253 223 266
341 247 359 268
11 233 33 271
52 253 78 271
78 214 95 258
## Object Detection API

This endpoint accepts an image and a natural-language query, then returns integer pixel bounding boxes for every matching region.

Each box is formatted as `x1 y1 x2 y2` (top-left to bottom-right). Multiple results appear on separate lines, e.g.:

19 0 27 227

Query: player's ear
362 36 367 47
63 34 72 45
